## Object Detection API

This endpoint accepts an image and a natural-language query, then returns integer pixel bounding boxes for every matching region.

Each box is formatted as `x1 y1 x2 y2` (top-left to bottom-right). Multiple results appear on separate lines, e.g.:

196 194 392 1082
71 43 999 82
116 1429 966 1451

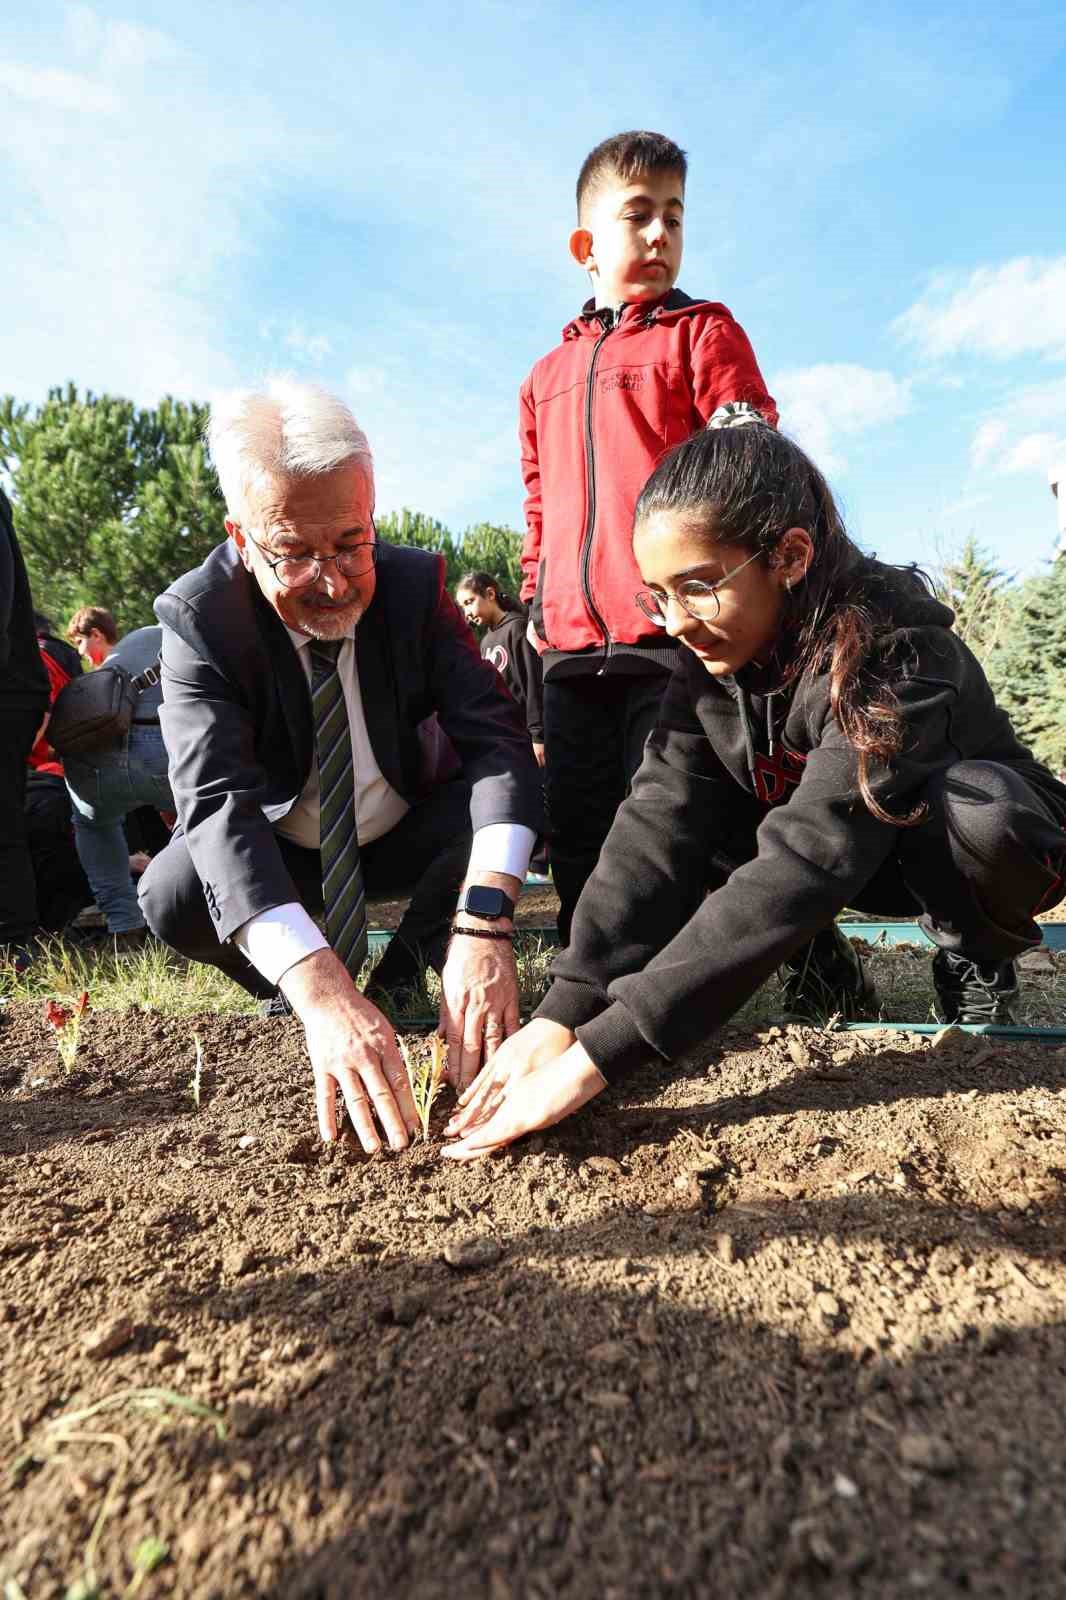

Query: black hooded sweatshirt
535 560 1066 1077
0 490 49 713
479 611 544 743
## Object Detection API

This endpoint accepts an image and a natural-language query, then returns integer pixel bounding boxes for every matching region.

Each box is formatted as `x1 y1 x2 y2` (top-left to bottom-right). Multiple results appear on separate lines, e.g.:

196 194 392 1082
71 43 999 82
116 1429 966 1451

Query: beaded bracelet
449 924 514 941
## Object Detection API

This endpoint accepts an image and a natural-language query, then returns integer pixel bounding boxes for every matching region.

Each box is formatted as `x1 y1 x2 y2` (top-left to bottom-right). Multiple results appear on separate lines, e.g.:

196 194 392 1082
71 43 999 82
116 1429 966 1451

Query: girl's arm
562 668 963 1082
535 662 741 1031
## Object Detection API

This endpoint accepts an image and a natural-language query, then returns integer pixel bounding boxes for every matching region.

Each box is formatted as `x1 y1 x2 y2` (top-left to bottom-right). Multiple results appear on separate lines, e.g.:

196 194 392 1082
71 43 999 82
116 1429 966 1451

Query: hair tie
706 402 769 431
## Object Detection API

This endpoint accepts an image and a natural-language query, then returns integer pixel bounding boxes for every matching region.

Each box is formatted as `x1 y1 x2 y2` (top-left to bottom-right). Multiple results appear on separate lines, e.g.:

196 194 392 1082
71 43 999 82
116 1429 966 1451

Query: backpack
47 658 161 758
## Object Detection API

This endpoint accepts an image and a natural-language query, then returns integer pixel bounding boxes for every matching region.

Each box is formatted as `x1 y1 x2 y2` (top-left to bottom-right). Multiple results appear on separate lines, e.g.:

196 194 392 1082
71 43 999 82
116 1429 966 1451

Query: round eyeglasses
634 548 763 627
243 526 378 589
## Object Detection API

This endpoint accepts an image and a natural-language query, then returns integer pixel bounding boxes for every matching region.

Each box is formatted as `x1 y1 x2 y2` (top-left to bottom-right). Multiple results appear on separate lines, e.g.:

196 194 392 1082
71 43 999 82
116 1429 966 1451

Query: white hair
206 375 374 519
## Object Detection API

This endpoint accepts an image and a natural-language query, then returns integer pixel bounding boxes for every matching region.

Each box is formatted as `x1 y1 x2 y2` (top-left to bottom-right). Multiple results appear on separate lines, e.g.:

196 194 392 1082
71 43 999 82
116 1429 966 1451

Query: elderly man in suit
139 379 542 1153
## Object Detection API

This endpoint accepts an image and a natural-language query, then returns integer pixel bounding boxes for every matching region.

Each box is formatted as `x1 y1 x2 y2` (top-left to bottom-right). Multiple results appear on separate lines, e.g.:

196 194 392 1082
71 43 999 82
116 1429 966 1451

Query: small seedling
189 1033 204 1110
124 1536 168 1596
43 990 90 1071
400 1034 448 1141
9 1388 224 1600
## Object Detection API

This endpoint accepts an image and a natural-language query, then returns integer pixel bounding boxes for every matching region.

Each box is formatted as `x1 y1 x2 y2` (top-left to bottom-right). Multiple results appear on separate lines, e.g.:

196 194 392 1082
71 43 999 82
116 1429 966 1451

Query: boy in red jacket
519 130 777 940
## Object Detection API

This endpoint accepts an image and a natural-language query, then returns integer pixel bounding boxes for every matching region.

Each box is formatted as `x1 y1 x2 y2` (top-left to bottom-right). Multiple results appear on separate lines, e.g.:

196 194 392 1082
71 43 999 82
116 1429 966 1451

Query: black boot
779 924 877 1024
932 950 1019 1024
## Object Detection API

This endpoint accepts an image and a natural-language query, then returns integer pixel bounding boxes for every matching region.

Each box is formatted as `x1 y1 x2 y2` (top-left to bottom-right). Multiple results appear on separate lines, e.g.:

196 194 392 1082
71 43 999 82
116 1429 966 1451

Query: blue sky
2 1 1064 578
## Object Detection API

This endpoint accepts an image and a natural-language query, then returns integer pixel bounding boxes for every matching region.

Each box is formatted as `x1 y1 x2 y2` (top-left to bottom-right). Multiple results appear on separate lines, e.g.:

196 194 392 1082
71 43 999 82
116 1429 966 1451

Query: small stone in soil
237 1135 257 1149
82 1314 135 1359
587 1340 627 1366
153 1340 181 1367
898 1430 958 1475
224 1245 258 1277
714 1232 736 1265
583 1156 623 1176
285 1134 319 1165
586 1390 631 1410
475 1379 517 1427
444 1236 501 1270
390 1292 431 1325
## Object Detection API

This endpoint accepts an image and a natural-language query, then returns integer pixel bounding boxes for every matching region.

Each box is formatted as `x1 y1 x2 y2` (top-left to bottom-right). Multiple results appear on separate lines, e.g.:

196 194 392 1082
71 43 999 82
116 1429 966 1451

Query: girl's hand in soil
438 926 522 1093
442 1040 606 1160
281 949 419 1151
444 1017 576 1137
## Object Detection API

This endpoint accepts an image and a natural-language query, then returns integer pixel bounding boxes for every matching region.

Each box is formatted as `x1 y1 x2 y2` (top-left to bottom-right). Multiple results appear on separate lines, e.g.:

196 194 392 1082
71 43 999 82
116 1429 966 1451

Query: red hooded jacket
519 290 777 673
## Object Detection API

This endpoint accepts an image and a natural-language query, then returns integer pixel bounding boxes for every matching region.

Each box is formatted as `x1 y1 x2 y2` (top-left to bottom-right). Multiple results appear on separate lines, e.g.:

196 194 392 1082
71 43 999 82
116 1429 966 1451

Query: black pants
24 773 94 934
0 707 44 949
139 779 473 1000
714 760 1066 961
544 671 669 944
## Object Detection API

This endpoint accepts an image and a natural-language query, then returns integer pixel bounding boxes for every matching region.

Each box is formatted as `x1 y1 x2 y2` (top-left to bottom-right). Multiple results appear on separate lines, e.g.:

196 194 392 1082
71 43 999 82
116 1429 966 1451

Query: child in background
457 571 549 879
456 571 544 765
519 129 777 941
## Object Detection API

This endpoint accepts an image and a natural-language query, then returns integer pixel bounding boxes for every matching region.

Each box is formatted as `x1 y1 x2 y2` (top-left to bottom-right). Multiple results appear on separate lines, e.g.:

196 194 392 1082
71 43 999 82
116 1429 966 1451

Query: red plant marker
43 991 90 1070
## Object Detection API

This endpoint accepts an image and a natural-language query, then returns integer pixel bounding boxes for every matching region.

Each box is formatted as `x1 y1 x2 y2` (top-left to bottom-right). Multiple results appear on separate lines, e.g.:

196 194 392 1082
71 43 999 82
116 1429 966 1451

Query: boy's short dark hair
67 604 118 644
576 131 687 220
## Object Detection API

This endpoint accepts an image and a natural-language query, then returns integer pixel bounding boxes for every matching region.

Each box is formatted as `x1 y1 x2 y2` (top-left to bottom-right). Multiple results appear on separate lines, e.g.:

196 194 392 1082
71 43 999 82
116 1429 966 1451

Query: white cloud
1001 432 1064 475
345 348 519 528
0 9 292 405
0 62 118 115
769 363 911 472
967 377 1066 482
970 419 1008 469
895 257 1066 362
282 327 333 364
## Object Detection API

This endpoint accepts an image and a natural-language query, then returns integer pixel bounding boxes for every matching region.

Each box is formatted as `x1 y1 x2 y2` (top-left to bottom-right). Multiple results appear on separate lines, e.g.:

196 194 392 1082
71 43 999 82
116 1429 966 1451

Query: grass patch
1 935 255 1018
5 930 1064 1032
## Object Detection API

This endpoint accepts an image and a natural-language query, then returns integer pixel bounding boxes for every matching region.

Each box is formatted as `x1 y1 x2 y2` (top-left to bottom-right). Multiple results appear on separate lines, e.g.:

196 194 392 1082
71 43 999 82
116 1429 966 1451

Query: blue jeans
65 725 174 933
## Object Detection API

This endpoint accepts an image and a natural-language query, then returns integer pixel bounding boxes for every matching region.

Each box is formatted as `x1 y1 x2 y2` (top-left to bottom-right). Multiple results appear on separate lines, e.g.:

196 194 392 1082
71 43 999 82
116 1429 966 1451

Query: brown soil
3 1005 1066 1599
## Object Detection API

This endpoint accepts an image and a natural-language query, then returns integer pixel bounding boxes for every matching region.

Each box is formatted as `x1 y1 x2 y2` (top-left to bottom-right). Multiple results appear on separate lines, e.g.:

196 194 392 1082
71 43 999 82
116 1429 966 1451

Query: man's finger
482 1020 506 1062
459 1020 486 1094
379 1031 420 1134
359 1061 410 1152
336 1072 381 1154
315 1072 338 1143
441 995 464 1085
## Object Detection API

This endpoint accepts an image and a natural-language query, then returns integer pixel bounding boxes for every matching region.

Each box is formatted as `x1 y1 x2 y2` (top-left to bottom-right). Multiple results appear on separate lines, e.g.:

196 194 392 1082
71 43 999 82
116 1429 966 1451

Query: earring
785 576 793 593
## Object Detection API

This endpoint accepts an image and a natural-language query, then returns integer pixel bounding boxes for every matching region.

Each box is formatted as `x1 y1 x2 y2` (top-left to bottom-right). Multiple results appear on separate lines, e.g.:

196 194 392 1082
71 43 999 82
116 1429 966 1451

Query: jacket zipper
580 310 617 671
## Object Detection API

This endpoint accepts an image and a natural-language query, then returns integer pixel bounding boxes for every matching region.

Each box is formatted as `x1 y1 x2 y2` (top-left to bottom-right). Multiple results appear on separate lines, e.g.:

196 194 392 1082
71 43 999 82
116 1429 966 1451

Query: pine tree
986 555 1066 771
931 534 1011 659
0 387 225 631
378 509 522 596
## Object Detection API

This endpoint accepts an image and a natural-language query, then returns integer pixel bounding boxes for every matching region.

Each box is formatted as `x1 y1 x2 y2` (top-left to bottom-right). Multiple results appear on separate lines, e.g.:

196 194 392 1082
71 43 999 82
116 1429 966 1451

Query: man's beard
288 595 366 639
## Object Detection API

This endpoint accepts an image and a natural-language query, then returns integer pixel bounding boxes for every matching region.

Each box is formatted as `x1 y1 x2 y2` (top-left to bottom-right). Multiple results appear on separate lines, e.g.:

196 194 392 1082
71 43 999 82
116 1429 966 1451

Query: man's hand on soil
439 928 521 1093
281 949 418 1151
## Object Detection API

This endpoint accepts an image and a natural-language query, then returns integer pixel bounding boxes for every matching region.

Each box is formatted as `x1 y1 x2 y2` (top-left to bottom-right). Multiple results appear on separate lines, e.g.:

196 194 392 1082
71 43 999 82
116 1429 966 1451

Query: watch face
463 886 508 920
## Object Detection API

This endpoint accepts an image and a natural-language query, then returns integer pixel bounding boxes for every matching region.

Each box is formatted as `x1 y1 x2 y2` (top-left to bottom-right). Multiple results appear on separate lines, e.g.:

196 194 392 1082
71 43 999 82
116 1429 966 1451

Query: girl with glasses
445 421 1066 1159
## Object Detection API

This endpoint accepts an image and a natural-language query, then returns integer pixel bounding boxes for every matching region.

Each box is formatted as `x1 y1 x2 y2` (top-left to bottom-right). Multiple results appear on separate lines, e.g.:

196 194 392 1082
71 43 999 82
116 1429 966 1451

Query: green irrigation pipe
368 919 1066 955
373 916 1066 1039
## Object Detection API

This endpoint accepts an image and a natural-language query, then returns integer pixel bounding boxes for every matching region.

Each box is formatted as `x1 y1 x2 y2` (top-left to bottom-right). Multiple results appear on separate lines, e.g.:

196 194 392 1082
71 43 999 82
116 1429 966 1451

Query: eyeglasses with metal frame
241 523 379 589
634 547 763 627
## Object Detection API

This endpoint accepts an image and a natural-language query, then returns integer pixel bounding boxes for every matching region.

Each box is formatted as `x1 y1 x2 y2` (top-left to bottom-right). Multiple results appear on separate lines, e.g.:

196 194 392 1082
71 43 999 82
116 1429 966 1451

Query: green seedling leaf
400 1034 447 1141
132 1536 168 1574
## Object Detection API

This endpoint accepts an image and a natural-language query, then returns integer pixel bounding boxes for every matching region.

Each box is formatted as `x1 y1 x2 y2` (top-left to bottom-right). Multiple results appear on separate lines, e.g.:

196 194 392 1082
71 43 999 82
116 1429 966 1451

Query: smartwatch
458 885 516 922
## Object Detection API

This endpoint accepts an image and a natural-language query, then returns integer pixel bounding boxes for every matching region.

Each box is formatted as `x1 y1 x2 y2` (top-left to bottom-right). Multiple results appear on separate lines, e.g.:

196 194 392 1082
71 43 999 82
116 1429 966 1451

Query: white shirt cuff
468 823 536 882
234 901 329 989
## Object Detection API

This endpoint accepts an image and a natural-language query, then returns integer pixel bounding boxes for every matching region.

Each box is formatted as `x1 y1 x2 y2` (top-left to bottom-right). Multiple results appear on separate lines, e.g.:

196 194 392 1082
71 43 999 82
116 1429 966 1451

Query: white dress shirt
235 626 534 986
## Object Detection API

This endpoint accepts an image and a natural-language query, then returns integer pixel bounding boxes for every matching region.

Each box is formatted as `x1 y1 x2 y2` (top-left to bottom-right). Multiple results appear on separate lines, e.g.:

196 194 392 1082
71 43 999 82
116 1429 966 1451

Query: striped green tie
310 640 368 981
